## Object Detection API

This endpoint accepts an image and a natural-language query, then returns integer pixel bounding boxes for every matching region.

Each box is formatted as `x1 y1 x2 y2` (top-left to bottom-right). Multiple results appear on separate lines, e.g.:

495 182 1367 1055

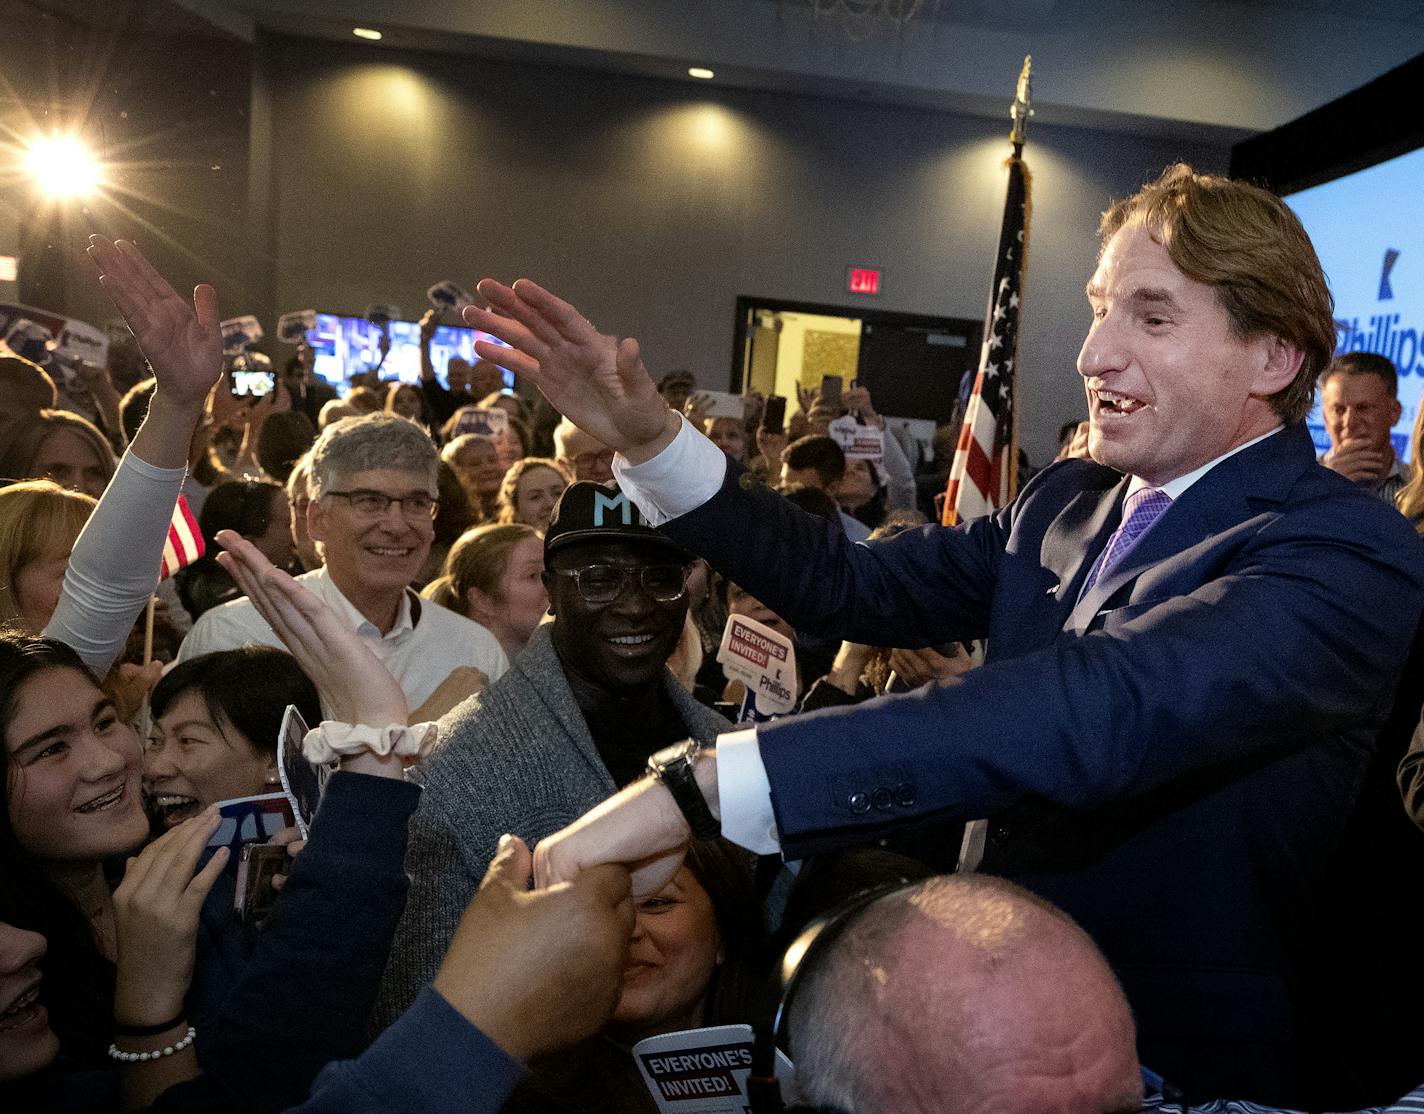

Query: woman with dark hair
175 480 292 621
144 647 321 831
418 461 478 588
0 633 149 1066
503 838 764 1114
385 381 428 428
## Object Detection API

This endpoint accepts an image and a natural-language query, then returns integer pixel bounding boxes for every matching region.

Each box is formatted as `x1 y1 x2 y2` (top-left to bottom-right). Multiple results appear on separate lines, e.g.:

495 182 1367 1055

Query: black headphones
747 880 911 1114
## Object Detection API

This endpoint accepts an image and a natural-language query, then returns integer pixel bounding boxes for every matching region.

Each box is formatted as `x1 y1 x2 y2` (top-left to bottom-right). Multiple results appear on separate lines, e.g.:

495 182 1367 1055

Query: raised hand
87 237 221 410
464 279 676 463
215 529 408 728
683 391 714 430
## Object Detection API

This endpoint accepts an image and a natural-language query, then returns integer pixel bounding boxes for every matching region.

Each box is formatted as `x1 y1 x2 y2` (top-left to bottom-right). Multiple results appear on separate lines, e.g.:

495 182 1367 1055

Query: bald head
789 875 1140 1114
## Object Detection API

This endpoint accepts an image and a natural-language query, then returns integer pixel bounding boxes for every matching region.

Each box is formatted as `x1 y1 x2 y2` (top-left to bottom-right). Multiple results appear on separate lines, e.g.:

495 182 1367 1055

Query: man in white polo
180 413 507 715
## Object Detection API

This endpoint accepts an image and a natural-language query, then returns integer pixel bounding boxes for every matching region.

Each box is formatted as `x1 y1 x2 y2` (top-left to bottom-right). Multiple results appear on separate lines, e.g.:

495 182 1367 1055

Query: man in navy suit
464 166 1424 1103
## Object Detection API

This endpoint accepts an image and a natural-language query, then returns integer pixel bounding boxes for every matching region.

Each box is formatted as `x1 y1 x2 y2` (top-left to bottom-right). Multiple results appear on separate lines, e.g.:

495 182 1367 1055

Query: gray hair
307 413 438 498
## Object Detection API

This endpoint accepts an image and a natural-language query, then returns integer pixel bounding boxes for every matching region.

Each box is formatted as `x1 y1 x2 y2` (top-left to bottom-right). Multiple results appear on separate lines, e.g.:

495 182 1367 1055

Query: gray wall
2 2 255 335
257 34 1226 465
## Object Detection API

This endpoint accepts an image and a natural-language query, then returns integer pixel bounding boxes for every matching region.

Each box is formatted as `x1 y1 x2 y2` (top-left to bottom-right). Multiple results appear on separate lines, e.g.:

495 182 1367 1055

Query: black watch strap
648 741 720 839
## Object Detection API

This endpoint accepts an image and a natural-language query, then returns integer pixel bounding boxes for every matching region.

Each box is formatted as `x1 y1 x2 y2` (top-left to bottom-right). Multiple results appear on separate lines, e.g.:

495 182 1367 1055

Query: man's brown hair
1099 164 1335 425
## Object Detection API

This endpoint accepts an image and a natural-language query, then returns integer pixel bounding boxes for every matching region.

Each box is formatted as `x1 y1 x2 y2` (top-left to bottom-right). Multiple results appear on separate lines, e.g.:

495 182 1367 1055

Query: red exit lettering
847 267 881 295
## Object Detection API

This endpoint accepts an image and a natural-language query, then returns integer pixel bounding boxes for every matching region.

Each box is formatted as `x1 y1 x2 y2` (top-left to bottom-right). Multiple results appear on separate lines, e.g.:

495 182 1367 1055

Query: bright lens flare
24 135 102 197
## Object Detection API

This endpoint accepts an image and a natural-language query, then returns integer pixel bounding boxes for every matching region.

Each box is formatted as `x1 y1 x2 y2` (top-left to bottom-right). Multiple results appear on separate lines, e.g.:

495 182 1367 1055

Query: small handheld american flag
159 494 204 580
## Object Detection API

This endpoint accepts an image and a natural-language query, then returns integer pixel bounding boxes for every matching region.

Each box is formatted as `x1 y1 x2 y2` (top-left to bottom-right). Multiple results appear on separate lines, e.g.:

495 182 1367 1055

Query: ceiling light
688 67 715 80
24 135 102 198
353 27 382 41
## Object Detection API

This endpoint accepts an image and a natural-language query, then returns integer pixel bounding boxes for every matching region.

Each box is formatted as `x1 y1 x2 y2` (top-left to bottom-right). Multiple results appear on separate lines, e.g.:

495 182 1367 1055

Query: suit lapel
1063 425 1315 635
1041 474 1128 637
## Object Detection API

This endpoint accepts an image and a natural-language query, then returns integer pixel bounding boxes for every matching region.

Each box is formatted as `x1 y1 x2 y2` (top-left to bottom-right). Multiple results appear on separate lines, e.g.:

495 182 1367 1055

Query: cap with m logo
544 480 690 560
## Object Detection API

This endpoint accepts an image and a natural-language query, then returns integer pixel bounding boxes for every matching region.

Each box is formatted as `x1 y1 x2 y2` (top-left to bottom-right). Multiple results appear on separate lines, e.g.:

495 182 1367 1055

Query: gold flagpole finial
1009 54 1033 148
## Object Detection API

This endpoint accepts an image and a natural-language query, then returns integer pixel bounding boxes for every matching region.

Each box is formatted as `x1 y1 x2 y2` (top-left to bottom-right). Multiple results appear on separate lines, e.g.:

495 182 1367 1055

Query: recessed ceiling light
688 67 715 80
353 27 382 41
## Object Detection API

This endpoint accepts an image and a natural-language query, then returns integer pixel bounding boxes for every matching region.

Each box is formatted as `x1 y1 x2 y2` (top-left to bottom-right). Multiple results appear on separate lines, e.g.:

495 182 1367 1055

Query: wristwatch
647 740 721 839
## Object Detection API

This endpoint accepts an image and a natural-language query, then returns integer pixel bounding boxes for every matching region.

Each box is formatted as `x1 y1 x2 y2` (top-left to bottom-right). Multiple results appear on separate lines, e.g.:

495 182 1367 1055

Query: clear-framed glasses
552 563 689 606
325 489 438 519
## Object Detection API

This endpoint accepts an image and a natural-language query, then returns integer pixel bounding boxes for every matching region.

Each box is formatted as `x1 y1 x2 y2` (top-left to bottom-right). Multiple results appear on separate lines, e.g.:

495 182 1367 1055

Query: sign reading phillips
716 613 797 716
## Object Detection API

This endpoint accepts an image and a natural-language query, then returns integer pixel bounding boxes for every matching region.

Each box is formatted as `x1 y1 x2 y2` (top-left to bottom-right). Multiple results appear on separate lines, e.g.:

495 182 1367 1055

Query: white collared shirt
614 416 1287 856
178 566 508 710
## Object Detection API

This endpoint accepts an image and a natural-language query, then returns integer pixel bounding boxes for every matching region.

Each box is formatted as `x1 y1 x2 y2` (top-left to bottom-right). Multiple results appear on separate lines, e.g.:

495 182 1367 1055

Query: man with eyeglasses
179 413 508 717
372 479 730 1030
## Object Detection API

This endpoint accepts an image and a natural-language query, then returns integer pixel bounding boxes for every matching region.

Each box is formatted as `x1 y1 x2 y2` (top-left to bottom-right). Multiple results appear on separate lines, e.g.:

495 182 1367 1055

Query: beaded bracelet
107 1025 196 1063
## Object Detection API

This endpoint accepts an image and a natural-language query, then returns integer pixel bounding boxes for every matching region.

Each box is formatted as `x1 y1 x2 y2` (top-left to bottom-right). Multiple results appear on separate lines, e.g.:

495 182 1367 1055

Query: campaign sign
277 309 317 344
220 315 264 355
827 415 884 463
204 793 295 875
55 318 109 367
633 1024 795 1113
716 614 797 716
277 704 332 839
427 280 475 312
451 405 511 439
0 303 109 370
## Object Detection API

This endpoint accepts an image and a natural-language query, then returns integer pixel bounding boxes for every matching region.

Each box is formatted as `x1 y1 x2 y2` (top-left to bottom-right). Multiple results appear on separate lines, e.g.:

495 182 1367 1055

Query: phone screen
762 395 787 431
235 843 288 924
231 370 274 396
820 374 843 402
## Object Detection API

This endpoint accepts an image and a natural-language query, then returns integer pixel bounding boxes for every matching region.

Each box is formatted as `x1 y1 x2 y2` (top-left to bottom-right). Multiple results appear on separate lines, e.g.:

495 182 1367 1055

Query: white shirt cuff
611 413 727 526
714 727 781 855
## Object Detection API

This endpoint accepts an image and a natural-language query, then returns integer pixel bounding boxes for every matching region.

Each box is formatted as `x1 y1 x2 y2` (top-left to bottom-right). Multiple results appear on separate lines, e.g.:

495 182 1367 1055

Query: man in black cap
373 480 730 1028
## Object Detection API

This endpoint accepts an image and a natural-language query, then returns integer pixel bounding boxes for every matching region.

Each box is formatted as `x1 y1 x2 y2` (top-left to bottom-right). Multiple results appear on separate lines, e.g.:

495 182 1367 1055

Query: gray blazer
372 624 730 1029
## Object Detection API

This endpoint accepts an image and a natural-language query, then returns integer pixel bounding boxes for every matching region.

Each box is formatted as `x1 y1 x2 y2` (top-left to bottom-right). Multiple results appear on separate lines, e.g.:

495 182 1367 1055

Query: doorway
731 296 982 430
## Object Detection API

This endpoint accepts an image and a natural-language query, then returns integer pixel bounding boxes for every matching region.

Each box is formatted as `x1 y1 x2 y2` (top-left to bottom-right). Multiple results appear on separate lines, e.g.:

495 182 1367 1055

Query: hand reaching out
464 279 675 462
87 237 222 411
215 529 408 728
683 391 713 430
433 835 634 1061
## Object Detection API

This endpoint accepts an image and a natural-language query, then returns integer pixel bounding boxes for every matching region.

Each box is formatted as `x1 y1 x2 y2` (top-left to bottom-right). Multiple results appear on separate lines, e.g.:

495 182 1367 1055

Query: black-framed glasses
325 489 438 519
552 563 688 605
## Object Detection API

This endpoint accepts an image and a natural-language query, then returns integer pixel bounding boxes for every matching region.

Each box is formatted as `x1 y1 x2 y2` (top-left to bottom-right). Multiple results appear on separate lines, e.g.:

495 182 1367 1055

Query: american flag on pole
942 152 1030 527
159 494 204 580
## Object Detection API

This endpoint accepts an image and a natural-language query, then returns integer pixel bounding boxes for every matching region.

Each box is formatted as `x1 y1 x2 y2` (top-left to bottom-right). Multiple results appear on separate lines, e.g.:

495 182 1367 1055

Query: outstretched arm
43 239 223 675
465 279 675 464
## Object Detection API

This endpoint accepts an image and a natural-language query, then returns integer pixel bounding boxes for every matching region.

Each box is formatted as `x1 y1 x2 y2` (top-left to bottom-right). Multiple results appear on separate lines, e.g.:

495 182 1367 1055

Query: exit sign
847 266 881 295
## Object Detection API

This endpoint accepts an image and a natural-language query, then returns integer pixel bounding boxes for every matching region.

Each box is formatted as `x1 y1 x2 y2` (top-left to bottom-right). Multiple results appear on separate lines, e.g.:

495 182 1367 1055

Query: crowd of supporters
1 213 1423 1114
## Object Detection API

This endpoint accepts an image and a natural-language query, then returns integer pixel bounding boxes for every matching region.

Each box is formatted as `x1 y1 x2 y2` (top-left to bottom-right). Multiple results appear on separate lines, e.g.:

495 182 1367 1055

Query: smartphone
820 374 843 403
762 395 787 432
235 843 288 924
231 370 274 396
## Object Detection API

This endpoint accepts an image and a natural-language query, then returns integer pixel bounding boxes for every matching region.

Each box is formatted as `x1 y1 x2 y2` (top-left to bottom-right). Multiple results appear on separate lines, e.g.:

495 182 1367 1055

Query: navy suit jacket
660 424 1424 1103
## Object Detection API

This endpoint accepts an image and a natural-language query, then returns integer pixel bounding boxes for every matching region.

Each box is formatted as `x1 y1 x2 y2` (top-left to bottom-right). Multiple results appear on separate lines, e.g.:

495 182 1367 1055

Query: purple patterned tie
1080 487 1173 596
